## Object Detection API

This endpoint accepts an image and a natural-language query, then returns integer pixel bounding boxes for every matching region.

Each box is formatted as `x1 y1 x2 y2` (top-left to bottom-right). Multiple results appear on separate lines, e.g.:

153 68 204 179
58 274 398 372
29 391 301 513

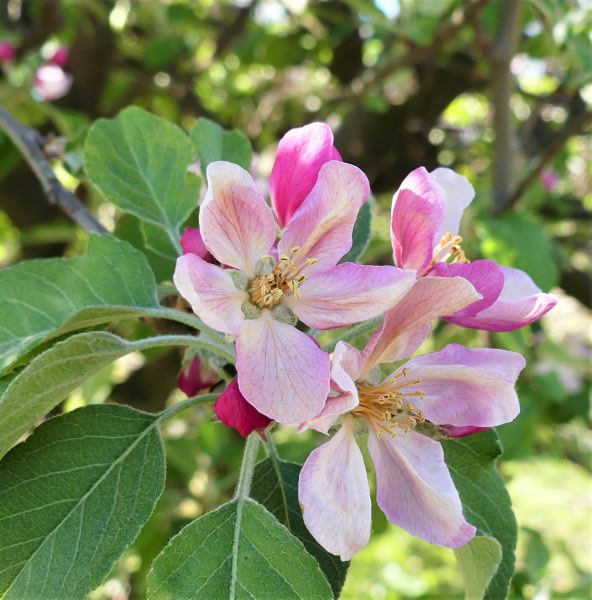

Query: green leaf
454 535 503 600
0 331 232 460
339 201 372 263
251 456 348 597
478 213 558 291
85 106 199 253
443 430 517 600
0 404 165 600
190 117 253 175
147 498 332 600
0 234 160 374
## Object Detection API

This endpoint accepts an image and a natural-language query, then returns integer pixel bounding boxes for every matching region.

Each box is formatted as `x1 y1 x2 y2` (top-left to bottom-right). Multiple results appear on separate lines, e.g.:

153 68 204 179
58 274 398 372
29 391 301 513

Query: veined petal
174 254 246 334
215 379 272 437
270 123 341 228
431 260 504 317
429 168 474 237
402 344 526 428
445 266 558 331
236 311 330 423
362 277 480 373
391 167 445 272
180 226 213 261
278 161 370 268
299 419 372 560
200 161 276 276
368 429 475 548
284 263 416 330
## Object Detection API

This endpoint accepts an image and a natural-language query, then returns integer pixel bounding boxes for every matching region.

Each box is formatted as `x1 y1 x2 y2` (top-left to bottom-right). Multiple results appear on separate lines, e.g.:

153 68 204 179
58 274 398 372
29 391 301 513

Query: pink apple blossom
0 41 16 63
298 277 526 559
174 159 416 424
33 64 73 101
390 166 557 331
215 379 272 437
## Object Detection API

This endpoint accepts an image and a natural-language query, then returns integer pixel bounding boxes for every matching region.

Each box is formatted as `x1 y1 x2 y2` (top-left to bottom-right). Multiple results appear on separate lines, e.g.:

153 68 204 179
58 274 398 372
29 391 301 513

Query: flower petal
362 276 480 372
299 420 372 560
174 254 247 334
284 263 416 330
368 429 475 548
278 161 370 268
429 168 474 236
178 355 217 397
215 378 272 437
236 311 330 423
431 260 504 317
391 167 445 272
270 123 340 227
402 343 526 427
200 161 276 276
445 266 558 331
180 226 213 261
442 425 488 438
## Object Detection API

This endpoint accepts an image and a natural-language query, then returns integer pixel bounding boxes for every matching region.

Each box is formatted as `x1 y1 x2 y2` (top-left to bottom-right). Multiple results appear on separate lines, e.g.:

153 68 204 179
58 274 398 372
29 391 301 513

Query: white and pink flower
298 277 526 559
390 166 557 331
33 64 72 101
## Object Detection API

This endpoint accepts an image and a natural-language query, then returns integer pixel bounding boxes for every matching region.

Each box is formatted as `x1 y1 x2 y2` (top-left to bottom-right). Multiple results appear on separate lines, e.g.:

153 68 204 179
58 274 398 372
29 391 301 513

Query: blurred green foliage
1 0 591 598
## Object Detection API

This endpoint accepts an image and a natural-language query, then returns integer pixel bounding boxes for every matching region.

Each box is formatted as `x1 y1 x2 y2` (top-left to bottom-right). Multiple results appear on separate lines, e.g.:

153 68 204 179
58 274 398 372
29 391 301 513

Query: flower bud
0 41 16 63
33 65 73 101
49 46 69 67
178 355 217 397
180 227 213 261
215 379 272 437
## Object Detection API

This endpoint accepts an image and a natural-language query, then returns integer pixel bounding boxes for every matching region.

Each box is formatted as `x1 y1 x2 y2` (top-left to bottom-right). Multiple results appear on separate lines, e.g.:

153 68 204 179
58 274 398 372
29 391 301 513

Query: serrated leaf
147 497 332 600
454 535 503 600
0 404 166 600
251 456 348 597
340 201 372 263
0 234 160 374
443 430 517 600
190 117 253 175
85 106 199 253
0 331 232 460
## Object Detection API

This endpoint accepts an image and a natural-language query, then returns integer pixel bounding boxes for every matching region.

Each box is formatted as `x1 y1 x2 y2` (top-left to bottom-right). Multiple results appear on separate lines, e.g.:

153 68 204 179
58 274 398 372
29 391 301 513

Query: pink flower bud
178 355 218 397
49 46 69 67
540 168 558 191
215 379 272 437
0 41 16 63
180 227 213 261
33 65 73 101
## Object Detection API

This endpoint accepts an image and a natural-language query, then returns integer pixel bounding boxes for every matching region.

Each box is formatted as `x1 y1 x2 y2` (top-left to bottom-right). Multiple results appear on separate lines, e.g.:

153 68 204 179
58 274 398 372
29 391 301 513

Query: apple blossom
33 64 73 101
390 166 557 331
299 277 526 560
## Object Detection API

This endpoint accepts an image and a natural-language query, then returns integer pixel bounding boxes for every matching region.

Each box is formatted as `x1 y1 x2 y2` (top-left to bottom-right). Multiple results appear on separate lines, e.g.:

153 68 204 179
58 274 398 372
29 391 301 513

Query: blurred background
1 0 590 598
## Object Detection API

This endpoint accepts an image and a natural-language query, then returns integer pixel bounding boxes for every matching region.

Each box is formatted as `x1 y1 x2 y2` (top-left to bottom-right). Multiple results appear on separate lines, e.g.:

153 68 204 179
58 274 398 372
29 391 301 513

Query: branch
0 107 107 234
491 0 523 213
503 109 592 211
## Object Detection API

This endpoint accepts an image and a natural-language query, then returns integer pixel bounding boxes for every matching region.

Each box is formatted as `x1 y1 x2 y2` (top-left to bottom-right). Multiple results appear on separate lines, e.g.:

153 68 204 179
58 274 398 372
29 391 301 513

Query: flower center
433 232 470 265
353 368 425 438
248 246 317 309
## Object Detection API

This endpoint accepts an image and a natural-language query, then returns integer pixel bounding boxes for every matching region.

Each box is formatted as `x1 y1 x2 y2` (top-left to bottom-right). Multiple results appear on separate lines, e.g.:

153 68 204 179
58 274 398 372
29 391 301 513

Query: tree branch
0 107 107 234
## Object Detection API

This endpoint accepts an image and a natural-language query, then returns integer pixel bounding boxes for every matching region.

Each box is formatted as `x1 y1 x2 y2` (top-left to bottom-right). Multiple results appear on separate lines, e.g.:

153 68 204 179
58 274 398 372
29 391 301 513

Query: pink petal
278 161 370 268
299 419 372 560
270 123 341 227
429 168 474 236
442 425 488 438
445 266 558 331
368 429 476 548
215 378 272 437
284 263 416 330
199 161 276 276
174 254 247 334
402 343 526 428
33 65 73 101
49 46 69 67
178 355 217 397
391 167 445 272
236 311 330 423
180 226 213 261
362 276 480 372
431 260 504 317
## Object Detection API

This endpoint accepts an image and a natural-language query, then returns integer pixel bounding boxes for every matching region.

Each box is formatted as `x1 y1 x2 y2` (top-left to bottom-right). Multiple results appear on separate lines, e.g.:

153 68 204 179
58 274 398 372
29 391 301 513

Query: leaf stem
235 433 260 500
158 393 219 422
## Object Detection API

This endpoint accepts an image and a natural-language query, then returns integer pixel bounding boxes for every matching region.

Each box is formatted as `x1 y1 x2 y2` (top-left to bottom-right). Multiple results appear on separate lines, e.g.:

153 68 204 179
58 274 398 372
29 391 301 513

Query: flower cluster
174 123 556 560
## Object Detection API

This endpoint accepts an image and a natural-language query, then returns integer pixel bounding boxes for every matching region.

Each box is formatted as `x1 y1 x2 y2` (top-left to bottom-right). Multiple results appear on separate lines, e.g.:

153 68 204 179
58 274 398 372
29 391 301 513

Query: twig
503 109 592 211
491 0 523 213
0 106 107 234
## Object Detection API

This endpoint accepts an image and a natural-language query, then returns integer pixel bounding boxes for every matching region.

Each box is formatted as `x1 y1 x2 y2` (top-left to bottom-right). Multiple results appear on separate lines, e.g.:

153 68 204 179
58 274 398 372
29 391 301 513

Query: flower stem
157 393 219 423
235 433 260 499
